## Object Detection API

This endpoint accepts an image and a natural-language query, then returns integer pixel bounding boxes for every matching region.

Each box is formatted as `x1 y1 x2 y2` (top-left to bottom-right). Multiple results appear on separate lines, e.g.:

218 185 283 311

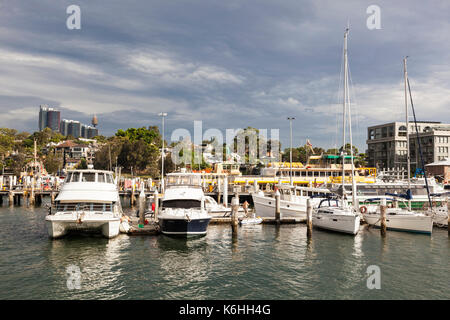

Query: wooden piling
380 199 387 237
138 189 145 227
8 191 13 206
306 198 313 238
29 178 35 206
154 190 159 222
223 176 228 208
51 192 55 204
131 191 136 207
231 193 239 235
275 190 281 224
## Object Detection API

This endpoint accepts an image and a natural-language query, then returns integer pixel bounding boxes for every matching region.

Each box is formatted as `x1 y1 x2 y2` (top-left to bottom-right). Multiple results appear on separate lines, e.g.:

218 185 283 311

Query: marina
0 1 449 305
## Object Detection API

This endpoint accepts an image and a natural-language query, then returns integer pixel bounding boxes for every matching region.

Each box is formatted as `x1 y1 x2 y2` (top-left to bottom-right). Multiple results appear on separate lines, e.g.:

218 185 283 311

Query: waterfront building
366 121 446 170
410 125 450 171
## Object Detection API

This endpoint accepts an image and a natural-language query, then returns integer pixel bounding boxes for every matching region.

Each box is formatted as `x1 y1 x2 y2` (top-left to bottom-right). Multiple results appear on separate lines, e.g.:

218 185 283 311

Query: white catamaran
45 169 123 238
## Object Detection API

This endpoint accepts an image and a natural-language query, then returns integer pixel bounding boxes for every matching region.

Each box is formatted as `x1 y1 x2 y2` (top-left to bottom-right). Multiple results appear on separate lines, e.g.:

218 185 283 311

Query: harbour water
0 204 448 300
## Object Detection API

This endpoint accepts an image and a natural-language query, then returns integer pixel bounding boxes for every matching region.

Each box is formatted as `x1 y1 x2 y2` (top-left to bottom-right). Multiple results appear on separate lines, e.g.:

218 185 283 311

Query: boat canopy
56 190 117 203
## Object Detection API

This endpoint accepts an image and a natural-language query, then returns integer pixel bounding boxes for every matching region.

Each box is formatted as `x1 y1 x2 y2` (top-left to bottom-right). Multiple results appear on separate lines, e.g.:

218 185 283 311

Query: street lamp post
159 112 167 193
287 117 295 185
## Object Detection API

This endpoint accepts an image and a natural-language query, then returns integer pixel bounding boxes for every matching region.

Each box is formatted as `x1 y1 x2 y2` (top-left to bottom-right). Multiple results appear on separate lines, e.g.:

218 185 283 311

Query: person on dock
243 201 249 217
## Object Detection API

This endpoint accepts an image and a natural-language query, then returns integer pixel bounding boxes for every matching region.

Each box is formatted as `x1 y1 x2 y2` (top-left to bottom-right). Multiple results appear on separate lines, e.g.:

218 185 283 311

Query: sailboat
362 57 433 234
312 27 361 235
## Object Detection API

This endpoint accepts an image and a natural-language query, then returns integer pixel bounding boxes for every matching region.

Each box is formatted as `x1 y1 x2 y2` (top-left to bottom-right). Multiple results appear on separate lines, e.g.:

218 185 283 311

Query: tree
44 148 63 174
76 158 88 169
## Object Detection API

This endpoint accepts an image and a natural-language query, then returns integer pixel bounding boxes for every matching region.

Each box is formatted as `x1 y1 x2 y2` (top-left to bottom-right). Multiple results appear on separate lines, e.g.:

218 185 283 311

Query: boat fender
359 206 368 214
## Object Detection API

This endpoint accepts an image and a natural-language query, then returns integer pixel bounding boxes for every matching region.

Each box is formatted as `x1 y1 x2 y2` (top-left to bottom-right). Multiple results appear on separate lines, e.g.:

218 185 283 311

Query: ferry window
106 174 113 184
98 173 106 183
82 173 96 182
71 172 81 182
65 173 72 182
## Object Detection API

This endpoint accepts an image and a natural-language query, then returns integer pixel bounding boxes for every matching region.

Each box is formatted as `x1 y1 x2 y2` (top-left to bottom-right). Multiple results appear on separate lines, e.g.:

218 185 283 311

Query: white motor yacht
158 172 212 237
45 169 122 238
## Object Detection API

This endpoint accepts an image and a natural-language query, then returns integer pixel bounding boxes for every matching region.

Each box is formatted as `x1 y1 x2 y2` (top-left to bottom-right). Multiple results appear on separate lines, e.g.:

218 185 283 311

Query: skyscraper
39 105 61 132
67 120 81 138
46 109 60 132
38 105 48 131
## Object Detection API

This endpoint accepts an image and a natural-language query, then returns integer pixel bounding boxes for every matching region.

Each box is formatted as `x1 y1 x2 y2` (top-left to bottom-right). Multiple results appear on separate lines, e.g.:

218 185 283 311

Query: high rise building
39 105 61 132
38 105 48 131
67 120 81 138
87 126 99 139
46 109 60 132
60 119 69 136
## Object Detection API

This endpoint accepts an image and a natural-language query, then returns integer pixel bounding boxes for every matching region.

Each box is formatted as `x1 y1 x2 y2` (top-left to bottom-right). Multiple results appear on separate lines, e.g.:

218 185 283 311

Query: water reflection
157 235 211 299
47 234 131 299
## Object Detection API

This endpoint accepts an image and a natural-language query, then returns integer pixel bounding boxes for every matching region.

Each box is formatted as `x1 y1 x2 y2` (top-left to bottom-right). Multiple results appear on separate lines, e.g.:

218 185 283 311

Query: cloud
0 0 449 150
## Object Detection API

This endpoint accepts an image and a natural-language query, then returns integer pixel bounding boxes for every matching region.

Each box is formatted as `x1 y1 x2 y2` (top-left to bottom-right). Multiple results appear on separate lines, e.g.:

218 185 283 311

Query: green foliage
95 127 162 177
115 126 161 146
76 158 88 170
44 149 63 174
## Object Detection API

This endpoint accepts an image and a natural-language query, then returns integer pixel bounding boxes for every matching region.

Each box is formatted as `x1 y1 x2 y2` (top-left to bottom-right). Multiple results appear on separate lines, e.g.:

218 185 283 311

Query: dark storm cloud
0 0 449 150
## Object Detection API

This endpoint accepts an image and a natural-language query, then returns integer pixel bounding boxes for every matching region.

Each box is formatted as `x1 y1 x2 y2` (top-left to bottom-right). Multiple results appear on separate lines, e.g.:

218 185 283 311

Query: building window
398 126 407 137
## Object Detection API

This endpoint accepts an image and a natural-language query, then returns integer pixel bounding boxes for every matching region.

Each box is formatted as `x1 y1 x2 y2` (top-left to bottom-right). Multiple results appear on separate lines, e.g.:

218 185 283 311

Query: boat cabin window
166 175 201 186
65 173 72 182
56 202 113 212
163 199 201 209
82 172 96 182
71 172 81 182
106 174 113 184
98 173 106 183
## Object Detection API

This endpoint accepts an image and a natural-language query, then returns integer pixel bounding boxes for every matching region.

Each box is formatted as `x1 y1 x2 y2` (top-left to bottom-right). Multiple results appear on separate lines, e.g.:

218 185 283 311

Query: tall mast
341 28 349 208
347 41 357 211
404 57 411 210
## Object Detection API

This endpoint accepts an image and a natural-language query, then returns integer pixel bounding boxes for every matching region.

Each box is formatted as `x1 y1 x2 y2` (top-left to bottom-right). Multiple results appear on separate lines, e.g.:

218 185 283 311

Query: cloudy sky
0 0 449 151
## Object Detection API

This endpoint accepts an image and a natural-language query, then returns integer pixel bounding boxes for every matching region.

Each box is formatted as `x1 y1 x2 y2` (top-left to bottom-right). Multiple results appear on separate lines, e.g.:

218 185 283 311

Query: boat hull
363 213 433 234
45 216 120 238
252 194 307 220
158 217 211 237
312 214 360 235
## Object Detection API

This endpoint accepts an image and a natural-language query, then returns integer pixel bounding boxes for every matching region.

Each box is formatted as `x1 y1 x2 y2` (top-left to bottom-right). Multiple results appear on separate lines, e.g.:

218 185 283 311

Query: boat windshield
82 173 96 182
163 199 201 209
166 175 201 186
71 172 81 182
98 173 106 183
318 198 340 208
